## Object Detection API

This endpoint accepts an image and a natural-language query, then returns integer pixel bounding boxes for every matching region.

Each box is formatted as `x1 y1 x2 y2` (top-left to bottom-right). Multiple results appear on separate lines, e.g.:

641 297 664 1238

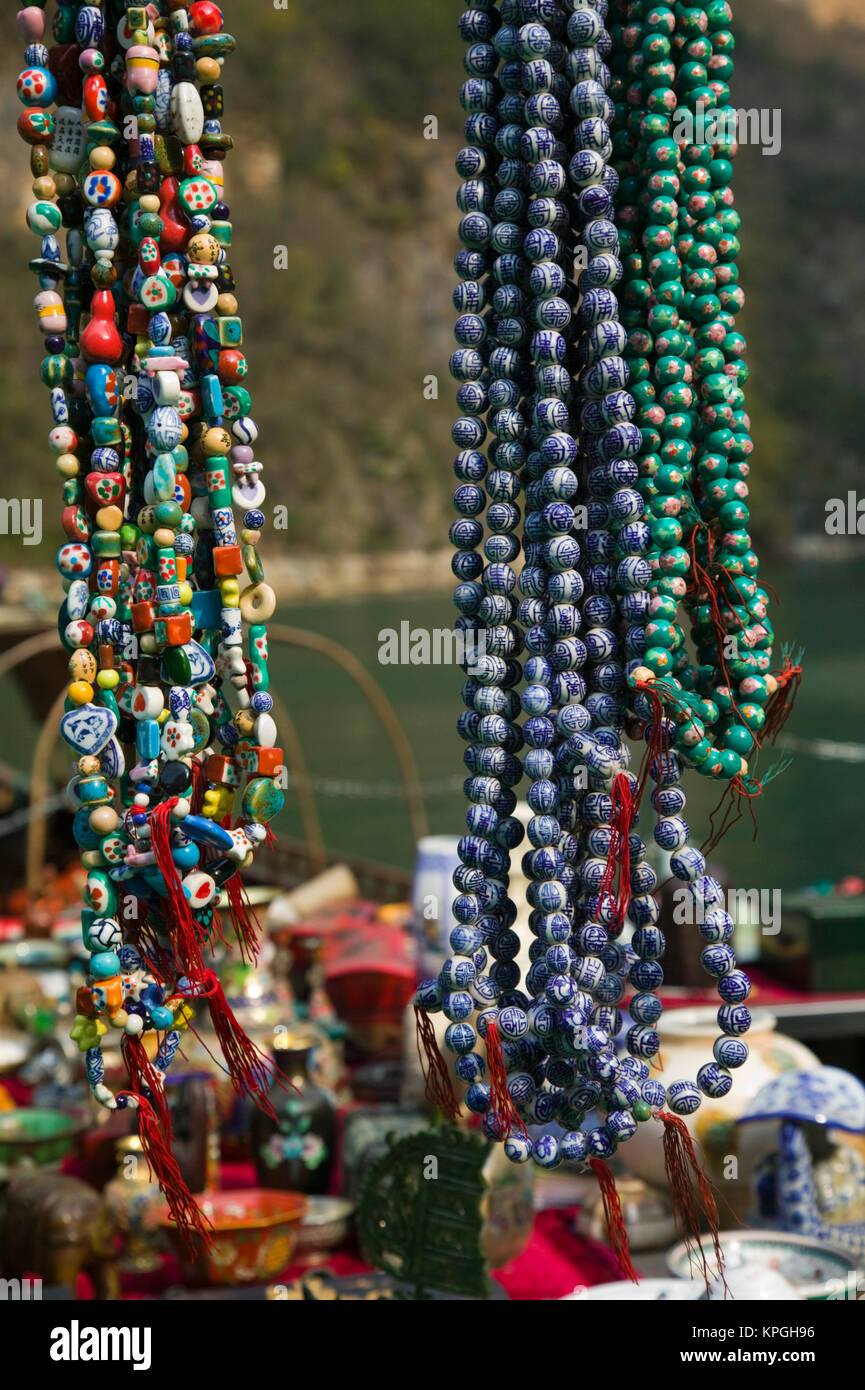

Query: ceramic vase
250 1028 336 1195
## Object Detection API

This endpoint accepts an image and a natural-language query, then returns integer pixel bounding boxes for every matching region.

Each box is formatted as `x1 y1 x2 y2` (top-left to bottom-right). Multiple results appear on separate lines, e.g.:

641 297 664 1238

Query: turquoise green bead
242 777 284 823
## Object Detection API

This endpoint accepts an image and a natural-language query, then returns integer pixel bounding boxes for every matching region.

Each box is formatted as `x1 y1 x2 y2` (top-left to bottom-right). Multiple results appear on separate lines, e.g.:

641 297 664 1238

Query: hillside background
0 0 862 565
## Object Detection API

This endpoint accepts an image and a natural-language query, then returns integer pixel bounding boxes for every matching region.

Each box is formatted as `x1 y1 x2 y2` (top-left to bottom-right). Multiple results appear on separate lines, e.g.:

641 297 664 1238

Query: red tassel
120 1091 213 1258
224 872 262 963
150 798 207 981
685 525 754 740
599 772 633 932
485 1019 527 1141
764 654 803 742
190 758 207 817
180 970 296 1118
659 1112 728 1297
121 1035 171 1133
413 1005 462 1123
632 678 670 809
589 1158 639 1283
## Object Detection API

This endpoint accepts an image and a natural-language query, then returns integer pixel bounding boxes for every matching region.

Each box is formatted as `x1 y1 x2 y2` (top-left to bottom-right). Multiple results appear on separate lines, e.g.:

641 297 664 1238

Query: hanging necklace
417 0 799 1281
16 0 288 1249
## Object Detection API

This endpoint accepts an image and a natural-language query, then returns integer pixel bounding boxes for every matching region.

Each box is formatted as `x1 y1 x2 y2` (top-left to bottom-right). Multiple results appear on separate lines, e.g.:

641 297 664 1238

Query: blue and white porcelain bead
498 1004 529 1039
627 1025 659 1059
641 1078 666 1110
713 1037 749 1069
699 908 734 943
718 1003 751 1036
654 815 689 850
701 944 736 979
450 924 484 956
630 991 663 1026
559 1129 588 1164
532 1134 563 1169
669 846 707 882
666 1079 702 1116
717 970 752 1005
697 1062 733 1099
445 1022 477 1055
455 1052 485 1083
690 874 725 911
587 1126 616 1158
504 1131 533 1164
441 989 474 1023
466 1083 492 1114
606 1109 637 1142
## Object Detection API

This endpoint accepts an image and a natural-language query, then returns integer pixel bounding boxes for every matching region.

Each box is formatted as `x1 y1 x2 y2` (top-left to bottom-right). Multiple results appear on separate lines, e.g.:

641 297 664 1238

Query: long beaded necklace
16 0 287 1248
417 0 799 1279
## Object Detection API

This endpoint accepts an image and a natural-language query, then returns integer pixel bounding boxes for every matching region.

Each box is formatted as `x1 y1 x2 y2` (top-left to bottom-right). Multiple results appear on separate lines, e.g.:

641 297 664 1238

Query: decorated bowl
0 1107 86 1168
295 1195 354 1254
158 1188 307 1286
667 1230 858 1300
564 1278 705 1301
0 1033 29 1078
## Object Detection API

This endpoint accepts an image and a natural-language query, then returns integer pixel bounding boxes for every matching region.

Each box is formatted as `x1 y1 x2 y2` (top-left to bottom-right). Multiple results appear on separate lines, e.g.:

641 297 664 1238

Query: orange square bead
255 747 284 777
161 612 192 646
206 754 233 785
213 544 243 576
131 600 156 633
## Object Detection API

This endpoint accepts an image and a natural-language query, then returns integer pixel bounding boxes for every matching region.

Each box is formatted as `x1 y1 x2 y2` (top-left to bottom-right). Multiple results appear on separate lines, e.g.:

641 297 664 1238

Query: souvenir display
6 0 862 1319
414 0 801 1278
15 0 286 1248
739 1067 865 1259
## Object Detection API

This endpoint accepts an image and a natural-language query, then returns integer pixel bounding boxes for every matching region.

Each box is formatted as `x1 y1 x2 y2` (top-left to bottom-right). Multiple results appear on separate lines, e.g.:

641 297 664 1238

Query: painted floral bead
532 1134 562 1168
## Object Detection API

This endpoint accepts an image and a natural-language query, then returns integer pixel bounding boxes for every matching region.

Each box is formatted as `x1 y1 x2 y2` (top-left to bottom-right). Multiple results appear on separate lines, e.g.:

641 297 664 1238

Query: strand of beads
17 5 157 1104
461 2 543 1121
506 0 600 1162
606 0 753 1104
668 5 779 760
428 0 530 1125
111 0 286 1070
15 4 288 1223
420 0 768 1188
557 0 662 1159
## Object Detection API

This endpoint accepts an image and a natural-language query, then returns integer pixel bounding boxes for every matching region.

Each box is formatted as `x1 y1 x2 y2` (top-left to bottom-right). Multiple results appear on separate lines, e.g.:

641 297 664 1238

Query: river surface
2 557 861 894
267 556 864 894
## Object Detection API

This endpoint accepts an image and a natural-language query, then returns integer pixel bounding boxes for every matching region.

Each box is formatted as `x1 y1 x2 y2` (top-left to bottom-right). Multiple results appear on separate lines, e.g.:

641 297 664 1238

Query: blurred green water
0 557 860 892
